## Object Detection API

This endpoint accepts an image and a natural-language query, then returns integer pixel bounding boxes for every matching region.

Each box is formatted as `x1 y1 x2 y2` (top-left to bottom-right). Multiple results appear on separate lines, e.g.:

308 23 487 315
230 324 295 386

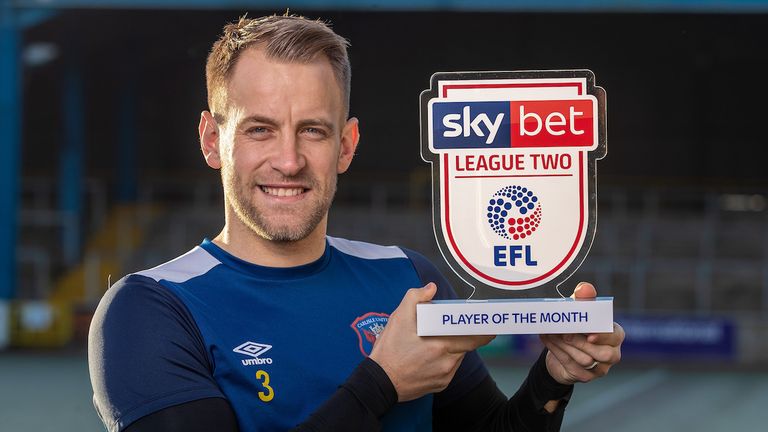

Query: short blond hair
205 14 351 121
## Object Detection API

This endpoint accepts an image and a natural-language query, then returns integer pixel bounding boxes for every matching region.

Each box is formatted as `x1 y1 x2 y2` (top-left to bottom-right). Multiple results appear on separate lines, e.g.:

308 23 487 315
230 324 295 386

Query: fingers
541 334 597 367
544 331 621 364
418 282 438 301
543 341 600 383
543 334 617 368
396 283 438 320
403 283 437 305
571 282 597 299
586 322 625 345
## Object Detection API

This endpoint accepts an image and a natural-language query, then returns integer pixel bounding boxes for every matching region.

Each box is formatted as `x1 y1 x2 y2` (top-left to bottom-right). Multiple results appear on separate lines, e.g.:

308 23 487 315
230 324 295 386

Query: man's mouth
260 186 307 197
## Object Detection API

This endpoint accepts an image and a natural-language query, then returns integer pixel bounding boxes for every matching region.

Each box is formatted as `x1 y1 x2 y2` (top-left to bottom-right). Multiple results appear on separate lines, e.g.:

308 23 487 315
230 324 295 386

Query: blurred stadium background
2 0 768 430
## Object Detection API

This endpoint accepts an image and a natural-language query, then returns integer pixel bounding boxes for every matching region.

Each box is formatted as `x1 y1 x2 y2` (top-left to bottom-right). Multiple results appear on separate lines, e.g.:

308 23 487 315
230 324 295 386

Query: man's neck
212 216 328 268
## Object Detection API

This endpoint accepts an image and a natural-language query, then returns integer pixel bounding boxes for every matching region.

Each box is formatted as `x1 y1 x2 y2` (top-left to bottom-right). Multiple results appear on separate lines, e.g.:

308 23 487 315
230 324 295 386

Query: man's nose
270 135 306 176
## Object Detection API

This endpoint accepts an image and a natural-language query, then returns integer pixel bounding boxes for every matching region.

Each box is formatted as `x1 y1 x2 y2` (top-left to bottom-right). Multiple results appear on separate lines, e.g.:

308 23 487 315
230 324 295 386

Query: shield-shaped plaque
421 70 606 299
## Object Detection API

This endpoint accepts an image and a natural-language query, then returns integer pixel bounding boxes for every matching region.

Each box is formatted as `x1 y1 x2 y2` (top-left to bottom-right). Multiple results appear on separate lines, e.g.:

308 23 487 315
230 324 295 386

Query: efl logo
486 185 542 241
430 98 597 150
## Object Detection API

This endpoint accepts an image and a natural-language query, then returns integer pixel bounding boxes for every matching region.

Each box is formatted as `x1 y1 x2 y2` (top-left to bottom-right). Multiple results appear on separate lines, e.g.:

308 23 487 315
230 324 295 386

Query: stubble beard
223 165 336 243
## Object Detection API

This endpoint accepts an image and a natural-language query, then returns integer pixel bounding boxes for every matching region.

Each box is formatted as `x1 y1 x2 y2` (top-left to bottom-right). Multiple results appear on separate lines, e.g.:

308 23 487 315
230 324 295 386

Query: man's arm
93 274 402 432
430 286 625 432
94 275 468 432
296 284 489 431
540 284 625 386
397 251 624 431
93 275 391 432
433 350 573 432
367 284 573 432
124 358 395 432
293 284 623 432
124 398 238 432
368 284 495 401
89 275 226 432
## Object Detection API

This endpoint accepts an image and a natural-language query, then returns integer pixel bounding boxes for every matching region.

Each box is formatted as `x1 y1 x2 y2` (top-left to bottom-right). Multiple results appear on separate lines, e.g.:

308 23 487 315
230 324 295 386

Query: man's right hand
369 283 495 402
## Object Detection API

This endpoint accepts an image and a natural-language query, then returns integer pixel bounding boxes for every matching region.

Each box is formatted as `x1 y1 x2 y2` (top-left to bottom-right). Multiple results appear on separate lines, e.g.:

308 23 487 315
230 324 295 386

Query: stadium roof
10 0 768 13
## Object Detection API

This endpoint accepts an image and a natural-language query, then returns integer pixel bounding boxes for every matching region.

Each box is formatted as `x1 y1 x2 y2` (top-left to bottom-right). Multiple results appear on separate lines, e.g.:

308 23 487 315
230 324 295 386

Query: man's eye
303 127 327 137
245 127 274 139
246 127 268 134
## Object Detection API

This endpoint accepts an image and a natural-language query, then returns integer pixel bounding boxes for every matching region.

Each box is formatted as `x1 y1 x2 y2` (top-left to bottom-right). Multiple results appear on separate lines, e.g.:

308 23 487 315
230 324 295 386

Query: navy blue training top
88 237 488 432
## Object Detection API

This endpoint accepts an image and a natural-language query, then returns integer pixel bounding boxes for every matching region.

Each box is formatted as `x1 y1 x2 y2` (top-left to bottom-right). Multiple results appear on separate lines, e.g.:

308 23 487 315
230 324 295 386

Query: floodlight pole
59 58 84 266
0 1 21 348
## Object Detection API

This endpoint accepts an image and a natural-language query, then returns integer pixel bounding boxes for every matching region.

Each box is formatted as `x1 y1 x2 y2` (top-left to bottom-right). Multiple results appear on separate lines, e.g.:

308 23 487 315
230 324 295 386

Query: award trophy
417 70 613 336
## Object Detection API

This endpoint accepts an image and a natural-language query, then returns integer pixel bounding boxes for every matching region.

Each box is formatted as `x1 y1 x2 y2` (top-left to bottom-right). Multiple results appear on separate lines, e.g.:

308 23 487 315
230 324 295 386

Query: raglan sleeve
88 274 226 432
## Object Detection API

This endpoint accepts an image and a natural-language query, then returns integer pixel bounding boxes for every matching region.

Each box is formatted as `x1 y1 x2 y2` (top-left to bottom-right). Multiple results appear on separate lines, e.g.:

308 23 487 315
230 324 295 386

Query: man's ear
199 111 222 169
337 117 360 174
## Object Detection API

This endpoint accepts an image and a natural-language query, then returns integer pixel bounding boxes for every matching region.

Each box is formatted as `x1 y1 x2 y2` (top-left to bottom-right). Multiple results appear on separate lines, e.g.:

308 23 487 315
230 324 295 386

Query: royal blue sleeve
88 274 226 432
401 248 490 407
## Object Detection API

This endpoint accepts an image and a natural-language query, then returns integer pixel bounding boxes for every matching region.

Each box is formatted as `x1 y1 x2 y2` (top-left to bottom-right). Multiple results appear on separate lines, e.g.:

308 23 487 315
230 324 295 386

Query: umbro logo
233 341 274 366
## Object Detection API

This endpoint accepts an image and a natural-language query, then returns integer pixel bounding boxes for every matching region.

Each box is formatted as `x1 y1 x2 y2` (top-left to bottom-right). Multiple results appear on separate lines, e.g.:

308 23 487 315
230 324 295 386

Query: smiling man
88 14 624 432
205 43 353 264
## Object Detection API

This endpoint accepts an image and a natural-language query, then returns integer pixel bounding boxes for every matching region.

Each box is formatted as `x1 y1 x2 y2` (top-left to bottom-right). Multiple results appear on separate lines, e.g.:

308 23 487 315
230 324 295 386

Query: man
89 14 624 432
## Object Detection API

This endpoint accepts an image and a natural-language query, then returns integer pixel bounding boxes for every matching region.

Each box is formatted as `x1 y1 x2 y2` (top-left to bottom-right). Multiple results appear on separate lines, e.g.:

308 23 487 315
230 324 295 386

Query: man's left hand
539 282 625 385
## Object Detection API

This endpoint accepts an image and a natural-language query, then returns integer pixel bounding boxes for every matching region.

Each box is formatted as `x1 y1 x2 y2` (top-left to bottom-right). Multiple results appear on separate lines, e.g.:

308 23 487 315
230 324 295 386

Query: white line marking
563 369 670 427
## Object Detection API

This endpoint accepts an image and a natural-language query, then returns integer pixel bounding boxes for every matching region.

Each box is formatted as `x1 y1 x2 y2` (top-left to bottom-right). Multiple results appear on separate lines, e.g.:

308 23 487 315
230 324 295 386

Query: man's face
207 47 357 242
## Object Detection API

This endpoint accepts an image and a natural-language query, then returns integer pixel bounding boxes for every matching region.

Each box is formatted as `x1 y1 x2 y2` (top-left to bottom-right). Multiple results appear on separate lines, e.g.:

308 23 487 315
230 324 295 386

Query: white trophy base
417 297 613 336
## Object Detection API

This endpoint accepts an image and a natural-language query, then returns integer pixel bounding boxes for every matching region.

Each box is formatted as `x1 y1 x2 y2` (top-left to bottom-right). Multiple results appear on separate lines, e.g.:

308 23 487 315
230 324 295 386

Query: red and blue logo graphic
430 99 597 150
486 185 542 240
350 312 389 356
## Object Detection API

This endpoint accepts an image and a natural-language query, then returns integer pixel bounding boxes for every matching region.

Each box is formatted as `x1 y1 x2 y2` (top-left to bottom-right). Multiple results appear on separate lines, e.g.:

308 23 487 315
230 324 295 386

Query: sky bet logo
431 99 595 149
433 102 509 148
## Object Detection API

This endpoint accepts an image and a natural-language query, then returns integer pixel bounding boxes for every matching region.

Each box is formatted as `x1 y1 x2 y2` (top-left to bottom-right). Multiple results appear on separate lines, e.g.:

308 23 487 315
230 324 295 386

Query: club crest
420 70 607 296
350 312 389 356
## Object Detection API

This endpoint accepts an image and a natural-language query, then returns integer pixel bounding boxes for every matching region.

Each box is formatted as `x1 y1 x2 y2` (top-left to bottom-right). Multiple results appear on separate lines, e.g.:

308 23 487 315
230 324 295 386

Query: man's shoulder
133 245 221 284
95 244 222 320
90 258 221 432
94 274 186 327
326 236 409 261
326 235 455 294
326 235 441 268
